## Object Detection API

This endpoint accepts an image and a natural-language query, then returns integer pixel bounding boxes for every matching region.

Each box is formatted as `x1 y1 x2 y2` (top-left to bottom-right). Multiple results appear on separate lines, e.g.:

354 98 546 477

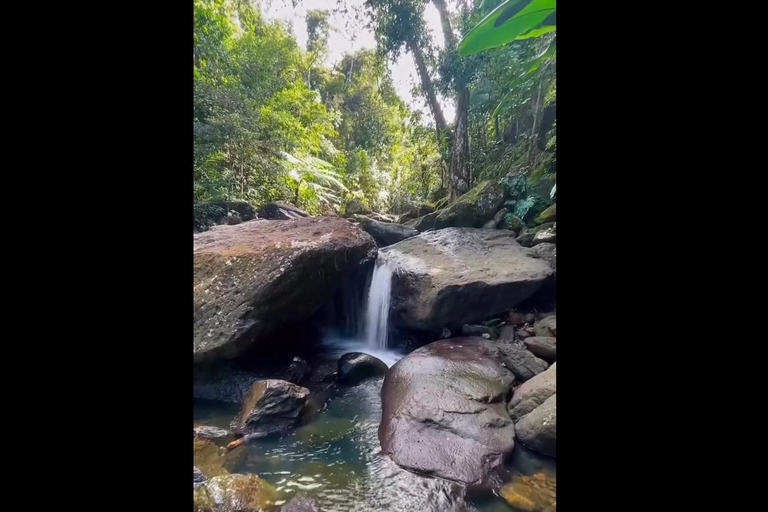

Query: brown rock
232 379 310 437
193 217 376 363
194 474 278 512
524 337 556 362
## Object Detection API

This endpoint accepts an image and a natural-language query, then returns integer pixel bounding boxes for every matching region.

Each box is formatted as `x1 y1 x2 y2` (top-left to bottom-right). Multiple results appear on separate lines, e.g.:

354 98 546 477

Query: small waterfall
361 259 394 350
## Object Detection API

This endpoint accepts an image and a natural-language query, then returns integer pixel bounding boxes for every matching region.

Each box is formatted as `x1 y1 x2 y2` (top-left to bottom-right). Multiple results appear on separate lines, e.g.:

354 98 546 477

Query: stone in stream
281 494 325 512
193 474 278 512
380 228 554 333
193 466 207 486
461 324 494 337
194 426 230 440
194 438 247 477
231 379 310 438
350 215 418 247
286 357 311 386
499 473 557 512
533 315 556 337
508 363 557 422
516 394 557 457
524 337 556 362
193 216 376 363
337 352 388 386
379 338 517 485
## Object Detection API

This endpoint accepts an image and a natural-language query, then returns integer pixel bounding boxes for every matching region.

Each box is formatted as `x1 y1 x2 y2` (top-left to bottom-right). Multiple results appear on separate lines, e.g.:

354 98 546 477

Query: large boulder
194 474 278 512
210 201 258 221
193 217 376 363
351 215 418 247
508 363 556 421
337 352 388 386
258 201 310 220
281 495 324 512
380 228 554 332
379 338 517 485
405 210 439 232
433 180 505 229
231 379 310 438
516 394 556 457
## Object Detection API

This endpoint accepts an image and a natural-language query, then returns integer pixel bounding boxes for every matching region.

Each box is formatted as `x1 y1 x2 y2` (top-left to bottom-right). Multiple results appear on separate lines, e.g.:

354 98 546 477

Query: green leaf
458 0 556 56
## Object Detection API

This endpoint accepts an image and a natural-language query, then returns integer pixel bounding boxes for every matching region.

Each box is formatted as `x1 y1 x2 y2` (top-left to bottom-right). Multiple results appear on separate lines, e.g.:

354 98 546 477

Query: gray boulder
231 379 310 438
516 394 556 457
433 180 505 229
379 338 517 485
381 228 553 332
281 494 324 512
337 352 388 386
527 242 556 269
258 201 310 220
508 363 556 421
496 342 549 381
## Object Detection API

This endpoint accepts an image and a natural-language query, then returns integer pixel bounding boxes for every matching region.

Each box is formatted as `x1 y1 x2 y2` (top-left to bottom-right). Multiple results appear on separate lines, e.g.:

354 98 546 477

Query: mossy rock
194 438 247 478
534 204 556 225
194 474 278 512
500 212 525 233
434 180 505 229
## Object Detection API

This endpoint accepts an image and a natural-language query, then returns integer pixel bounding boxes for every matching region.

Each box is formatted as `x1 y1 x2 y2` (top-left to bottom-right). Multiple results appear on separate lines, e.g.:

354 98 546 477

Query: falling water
362 259 393 350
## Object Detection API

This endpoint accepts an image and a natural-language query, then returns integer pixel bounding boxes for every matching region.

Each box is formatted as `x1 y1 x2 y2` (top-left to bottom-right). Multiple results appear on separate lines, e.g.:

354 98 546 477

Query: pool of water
194 371 556 512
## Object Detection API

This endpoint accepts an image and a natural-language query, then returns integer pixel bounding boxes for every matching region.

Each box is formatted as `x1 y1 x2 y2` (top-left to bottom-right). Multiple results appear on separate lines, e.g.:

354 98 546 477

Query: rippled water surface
194 374 555 512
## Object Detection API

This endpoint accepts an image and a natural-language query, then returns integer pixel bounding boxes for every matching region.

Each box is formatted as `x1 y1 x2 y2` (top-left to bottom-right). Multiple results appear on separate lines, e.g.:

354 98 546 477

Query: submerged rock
194 474 278 512
524 337 556 362
281 494 324 512
232 379 310 438
193 217 376 363
508 363 557 422
516 394 556 457
337 352 388 386
194 438 246 477
194 426 230 440
500 474 556 512
194 466 207 486
352 215 418 247
379 338 517 485
381 228 554 332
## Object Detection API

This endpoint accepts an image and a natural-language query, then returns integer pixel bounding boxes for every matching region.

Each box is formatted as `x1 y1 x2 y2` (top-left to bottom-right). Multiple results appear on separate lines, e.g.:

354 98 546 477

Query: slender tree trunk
431 0 457 48
449 88 469 200
529 77 543 163
408 40 447 134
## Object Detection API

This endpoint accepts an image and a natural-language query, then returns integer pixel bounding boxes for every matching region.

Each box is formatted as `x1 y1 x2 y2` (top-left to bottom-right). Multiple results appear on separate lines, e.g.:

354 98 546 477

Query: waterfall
361 259 394 350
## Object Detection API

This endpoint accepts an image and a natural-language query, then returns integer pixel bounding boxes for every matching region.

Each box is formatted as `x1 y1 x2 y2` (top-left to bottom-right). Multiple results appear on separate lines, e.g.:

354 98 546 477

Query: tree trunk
449 88 470 200
408 40 447 134
529 77 543 163
431 0 457 48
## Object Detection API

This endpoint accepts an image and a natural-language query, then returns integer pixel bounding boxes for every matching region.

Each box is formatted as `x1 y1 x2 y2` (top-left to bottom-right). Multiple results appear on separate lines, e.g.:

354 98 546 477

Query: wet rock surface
193 474 278 512
500 473 557 512
337 352 388 386
194 426 230 440
351 215 418 247
495 342 549 382
281 494 324 512
194 438 247 478
516 394 556 457
523 337 556 362
232 379 310 437
381 228 554 332
508 363 556 422
379 338 517 485
193 217 376 363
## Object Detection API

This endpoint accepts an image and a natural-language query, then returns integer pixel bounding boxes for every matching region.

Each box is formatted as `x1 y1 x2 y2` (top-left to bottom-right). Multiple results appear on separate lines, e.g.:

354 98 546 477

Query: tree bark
449 88 470 200
529 77 543 163
431 0 457 48
408 40 447 134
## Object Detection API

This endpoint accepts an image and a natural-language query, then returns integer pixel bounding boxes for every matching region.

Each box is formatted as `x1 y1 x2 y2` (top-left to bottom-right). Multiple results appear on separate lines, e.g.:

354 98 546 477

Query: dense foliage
193 0 555 218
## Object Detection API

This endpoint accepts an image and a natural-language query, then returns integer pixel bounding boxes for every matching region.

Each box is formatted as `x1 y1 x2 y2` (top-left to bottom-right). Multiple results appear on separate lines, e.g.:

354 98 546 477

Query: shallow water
194 368 556 512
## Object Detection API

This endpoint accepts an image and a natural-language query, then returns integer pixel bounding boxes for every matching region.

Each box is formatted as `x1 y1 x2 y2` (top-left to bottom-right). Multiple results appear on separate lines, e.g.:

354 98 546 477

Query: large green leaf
458 0 556 56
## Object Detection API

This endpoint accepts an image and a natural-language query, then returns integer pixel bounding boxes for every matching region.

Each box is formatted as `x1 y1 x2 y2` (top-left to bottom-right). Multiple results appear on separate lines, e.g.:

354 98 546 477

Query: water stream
193 257 556 511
